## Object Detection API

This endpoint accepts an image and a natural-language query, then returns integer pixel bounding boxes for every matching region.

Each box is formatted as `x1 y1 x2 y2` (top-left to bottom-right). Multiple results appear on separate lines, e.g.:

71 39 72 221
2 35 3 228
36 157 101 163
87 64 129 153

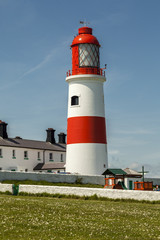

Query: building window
49 153 53 161
24 151 28 160
0 149 2 158
60 154 63 162
37 152 41 160
71 96 79 106
12 150 16 159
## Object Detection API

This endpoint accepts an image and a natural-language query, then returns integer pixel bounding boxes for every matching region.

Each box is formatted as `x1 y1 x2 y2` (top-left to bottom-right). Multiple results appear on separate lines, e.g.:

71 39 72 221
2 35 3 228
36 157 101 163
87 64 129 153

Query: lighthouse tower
66 26 108 175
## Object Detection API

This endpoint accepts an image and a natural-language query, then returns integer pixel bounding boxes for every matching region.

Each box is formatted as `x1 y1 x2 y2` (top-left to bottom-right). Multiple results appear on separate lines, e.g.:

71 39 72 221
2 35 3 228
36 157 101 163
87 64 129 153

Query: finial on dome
79 20 90 27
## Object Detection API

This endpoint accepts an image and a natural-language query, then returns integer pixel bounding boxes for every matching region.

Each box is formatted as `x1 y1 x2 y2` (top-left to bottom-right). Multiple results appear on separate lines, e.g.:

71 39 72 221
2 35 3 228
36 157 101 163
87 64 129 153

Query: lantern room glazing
68 26 105 76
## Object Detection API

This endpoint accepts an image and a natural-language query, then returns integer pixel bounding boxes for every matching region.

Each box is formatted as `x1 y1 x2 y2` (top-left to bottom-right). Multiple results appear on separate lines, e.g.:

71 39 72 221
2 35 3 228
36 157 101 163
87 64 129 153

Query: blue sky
0 0 160 177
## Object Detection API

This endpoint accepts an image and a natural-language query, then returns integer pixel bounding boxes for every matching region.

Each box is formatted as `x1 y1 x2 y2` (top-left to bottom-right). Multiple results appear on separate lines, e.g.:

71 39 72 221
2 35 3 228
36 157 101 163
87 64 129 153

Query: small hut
103 169 127 189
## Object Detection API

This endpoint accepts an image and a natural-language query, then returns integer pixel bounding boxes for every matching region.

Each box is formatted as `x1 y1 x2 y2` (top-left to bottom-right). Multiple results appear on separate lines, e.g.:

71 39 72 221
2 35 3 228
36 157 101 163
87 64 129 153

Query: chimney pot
58 132 66 144
15 136 22 139
0 121 8 139
46 128 56 144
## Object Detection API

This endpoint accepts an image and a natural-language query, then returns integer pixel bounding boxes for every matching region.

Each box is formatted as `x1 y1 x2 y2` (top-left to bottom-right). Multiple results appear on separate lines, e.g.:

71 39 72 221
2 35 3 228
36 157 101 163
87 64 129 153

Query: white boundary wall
0 183 12 192
0 184 160 201
19 185 160 201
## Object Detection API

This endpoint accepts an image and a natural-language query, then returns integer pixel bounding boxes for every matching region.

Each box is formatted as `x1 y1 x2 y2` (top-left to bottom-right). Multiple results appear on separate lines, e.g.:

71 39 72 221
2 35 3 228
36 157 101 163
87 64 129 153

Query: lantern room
69 26 104 76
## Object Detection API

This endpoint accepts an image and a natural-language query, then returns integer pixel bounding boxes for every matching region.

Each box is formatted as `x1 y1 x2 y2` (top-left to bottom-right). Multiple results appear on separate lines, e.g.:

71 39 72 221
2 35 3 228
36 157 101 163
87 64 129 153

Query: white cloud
129 162 140 170
0 42 66 91
0 79 22 91
20 48 58 79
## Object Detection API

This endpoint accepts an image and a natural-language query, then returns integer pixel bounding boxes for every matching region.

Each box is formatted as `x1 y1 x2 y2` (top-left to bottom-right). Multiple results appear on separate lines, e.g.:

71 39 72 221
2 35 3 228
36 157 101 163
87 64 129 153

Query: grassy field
0 195 160 240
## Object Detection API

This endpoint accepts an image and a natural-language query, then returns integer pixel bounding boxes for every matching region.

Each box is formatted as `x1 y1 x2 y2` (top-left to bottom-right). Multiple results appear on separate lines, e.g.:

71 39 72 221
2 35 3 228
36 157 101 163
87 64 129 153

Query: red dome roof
71 27 100 47
78 27 92 35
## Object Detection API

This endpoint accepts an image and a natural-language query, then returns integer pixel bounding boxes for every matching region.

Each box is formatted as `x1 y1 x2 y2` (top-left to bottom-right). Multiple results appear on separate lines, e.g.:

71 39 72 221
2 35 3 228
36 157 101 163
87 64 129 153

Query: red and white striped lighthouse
66 26 108 175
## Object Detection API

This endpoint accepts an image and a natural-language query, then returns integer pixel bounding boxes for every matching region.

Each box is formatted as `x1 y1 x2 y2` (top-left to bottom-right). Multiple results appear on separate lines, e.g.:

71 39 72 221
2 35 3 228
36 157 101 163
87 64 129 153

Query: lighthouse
66 26 108 175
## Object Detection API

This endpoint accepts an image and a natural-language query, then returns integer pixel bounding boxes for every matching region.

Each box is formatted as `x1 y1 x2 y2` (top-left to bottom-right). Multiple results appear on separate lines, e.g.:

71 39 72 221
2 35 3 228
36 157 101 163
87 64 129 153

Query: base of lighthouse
66 143 108 175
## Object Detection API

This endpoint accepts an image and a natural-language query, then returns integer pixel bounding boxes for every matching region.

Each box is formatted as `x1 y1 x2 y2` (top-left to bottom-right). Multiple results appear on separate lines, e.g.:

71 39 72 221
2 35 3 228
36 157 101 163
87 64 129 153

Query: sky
0 0 160 177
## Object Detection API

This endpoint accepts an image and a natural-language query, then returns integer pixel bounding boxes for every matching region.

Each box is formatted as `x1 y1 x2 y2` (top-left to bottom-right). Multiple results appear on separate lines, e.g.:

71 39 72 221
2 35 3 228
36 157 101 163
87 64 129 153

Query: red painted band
67 116 107 144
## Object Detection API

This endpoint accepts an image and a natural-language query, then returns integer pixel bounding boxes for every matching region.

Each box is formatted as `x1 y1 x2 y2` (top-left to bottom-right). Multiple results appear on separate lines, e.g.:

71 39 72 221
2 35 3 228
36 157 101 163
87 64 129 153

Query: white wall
1 184 160 202
18 185 160 201
0 183 12 192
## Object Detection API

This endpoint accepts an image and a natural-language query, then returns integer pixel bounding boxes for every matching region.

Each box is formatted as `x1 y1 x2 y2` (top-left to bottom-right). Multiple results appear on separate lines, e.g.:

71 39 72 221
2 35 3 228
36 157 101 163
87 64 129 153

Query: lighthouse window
79 44 99 67
71 96 79 106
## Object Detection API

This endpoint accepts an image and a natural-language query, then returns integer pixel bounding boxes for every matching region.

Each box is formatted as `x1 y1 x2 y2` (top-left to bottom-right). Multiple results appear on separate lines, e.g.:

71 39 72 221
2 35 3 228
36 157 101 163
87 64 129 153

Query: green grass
1 179 103 188
0 194 160 240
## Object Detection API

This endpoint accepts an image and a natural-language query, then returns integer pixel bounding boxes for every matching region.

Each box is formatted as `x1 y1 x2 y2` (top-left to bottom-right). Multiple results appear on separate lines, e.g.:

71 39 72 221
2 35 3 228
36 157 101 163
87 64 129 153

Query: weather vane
80 20 90 27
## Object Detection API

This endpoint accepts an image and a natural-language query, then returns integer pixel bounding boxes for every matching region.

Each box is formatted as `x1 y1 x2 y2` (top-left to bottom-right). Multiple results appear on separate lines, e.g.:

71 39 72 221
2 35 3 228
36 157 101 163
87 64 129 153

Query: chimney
0 120 8 139
15 136 22 139
58 132 66 144
46 128 55 144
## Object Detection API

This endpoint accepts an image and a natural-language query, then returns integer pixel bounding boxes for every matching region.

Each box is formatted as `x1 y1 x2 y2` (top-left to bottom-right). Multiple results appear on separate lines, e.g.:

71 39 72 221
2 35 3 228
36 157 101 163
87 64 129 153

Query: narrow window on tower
71 96 79 106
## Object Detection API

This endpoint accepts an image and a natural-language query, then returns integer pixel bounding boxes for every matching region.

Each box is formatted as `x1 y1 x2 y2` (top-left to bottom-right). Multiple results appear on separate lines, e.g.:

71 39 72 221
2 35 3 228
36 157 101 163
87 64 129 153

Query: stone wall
0 171 105 185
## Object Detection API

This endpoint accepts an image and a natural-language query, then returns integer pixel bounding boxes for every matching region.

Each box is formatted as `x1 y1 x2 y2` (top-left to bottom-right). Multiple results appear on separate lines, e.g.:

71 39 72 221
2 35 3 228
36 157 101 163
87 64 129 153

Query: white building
0 120 66 172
